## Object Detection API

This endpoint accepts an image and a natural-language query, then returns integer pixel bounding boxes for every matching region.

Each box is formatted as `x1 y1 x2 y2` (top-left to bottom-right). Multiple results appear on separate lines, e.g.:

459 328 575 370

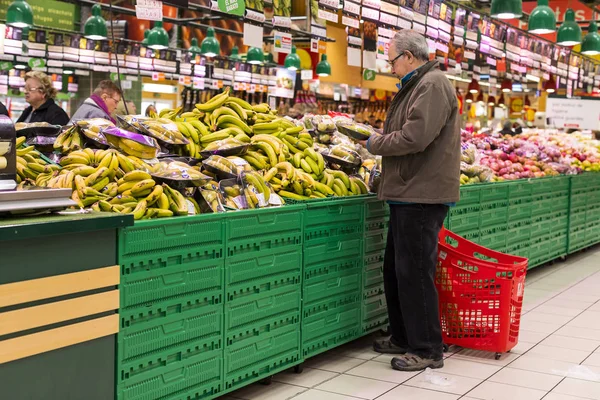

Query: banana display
15 89 374 220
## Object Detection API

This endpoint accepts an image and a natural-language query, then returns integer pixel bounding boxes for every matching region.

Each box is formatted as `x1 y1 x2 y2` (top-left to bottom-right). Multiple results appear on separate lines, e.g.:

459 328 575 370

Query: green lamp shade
188 37 202 63
246 47 264 64
265 52 276 66
7 0 33 28
581 22 600 56
230 46 242 60
557 9 582 46
142 30 149 45
201 27 220 57
528 0 556 34
284 46 301 71
316 54 331 77
490 0 522 19
147 21 169 50
84 4 108 40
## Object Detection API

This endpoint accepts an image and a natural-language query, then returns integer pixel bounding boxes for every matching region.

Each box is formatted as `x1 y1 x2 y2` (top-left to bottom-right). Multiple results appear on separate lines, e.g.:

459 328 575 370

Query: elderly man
363 30 460 372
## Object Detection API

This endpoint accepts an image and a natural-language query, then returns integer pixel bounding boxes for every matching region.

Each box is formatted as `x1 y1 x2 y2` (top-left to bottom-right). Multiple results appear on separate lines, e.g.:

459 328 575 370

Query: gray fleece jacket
69 98 111 123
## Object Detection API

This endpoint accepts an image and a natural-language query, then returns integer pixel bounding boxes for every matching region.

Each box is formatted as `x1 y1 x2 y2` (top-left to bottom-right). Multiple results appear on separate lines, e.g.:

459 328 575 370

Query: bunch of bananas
241 171 271 208
104 134 159 160
139 118 189 145
247 134 289 169
203 155 241 175
149 161 207 181
273 0 291 17
76 118 112 145
322 169 369 196
54 126 83 154
291 148 326 181
327 146 361 165
0 139 13 170
221 183 244 209
262 161 327 200
16 141 57 183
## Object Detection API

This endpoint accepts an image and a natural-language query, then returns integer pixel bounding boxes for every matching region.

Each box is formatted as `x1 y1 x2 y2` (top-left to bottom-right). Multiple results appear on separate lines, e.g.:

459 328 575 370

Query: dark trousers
383 203 449 360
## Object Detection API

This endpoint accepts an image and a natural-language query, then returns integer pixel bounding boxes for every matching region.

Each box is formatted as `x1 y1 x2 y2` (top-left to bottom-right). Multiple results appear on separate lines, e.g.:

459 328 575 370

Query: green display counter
115 173 600 400
0 212 133 400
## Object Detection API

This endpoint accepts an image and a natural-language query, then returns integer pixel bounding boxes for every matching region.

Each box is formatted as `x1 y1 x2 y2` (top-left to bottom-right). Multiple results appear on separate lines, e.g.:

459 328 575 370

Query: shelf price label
363 69 376 81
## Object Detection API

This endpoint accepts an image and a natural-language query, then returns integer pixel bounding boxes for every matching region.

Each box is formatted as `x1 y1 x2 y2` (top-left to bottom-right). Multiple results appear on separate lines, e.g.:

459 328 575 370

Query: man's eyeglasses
388 51 407 67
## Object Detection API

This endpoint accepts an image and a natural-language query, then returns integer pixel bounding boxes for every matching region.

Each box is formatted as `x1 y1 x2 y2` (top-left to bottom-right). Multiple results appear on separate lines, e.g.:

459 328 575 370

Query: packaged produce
321 145 362 168
240 170 271 208
200 137 249 158
312 115 335 133
76 118 113 146
15 122 62 137
202 154 240 179
219 177 246 209
150 159 212 190
119 115 190 145
335 120 375 140
102 126 160 159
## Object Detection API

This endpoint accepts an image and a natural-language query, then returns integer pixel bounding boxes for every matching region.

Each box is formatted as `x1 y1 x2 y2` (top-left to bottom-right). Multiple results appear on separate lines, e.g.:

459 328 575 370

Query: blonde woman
17 71 69 125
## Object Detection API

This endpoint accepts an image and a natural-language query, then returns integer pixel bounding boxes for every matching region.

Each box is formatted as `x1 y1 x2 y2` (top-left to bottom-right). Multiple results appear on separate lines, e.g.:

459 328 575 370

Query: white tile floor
220 247 600 400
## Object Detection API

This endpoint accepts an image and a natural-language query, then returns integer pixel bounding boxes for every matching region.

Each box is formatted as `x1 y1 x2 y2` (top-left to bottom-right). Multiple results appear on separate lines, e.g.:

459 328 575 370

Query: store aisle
220 247 600 400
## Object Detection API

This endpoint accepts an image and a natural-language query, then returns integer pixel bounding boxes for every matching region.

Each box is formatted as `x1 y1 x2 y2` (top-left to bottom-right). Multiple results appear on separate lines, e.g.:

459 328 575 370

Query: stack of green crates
117 215 225 400
362 198 389 334
223 206 304 391
301 198 365 358
568 174 600 252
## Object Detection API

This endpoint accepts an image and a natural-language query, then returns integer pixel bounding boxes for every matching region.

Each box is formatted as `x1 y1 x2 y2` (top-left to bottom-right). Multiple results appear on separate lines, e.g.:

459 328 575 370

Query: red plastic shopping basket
436 228 528 359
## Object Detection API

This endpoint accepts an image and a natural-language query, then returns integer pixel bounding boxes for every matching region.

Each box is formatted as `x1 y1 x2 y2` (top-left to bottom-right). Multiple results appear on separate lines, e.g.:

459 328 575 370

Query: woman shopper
70 80 122 123
361 30 461 372
17 71 69 126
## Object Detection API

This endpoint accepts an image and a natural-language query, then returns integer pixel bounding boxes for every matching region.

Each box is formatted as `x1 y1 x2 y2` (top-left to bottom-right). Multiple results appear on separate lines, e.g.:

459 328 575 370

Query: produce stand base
114 173 600 399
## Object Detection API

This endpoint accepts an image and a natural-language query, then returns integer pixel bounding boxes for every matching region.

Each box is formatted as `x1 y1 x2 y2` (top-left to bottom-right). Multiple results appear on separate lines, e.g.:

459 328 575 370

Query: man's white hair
391 30 430 62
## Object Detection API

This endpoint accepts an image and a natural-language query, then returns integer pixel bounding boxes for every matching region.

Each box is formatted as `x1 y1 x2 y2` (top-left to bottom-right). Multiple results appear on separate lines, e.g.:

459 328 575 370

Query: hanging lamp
528 0 556 34
557 9 582 46
285 46 301 71
200 27 220 57
501 78 512 93
490 0 522 20
465 93 474 103
488 96 496 106
498 94 506 107
264 52 277 67
246 47 264 64
230 46 242 60
147 21 169 50
581 21 600 56
468 78 480 94
188 37 202 63
7 0 33 28
476 92 485 103
544 75 557 93
142 30 149 45
316 54 331 77
84 4 107 40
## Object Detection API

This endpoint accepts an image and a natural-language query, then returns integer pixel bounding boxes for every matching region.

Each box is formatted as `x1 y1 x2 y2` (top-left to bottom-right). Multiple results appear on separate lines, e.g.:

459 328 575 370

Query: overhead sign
217 0 245 16
546 96 600 131
0 0 79 31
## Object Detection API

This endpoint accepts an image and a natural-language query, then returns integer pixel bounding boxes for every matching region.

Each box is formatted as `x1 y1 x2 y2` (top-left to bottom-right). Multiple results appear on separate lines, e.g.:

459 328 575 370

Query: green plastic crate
118 302 222 372
362 293 388 333
480 183 509 203
225 286 301 345
304 234 362 268
365 231 386 254
365 216 388 236
477 230 508 251
364 198 390 219
303 259 362 306
506 224 531 246
119 215 224 264
302 298 361 358
304 198 364 241
508 199 532 223
363 253 385 297
225 245 302 296
117 347 222 400
225 206 303 258
224 321 300 391
508 180 533 199
120 256 224 309
448 205 480 232
479 202 508 228
458 185 481 206
531 198 554 217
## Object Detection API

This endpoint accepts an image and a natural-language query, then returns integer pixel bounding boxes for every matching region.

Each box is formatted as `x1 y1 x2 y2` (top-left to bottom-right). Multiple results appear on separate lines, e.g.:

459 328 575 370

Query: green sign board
217 0 245 16
28 58 46 68
0 0 79 31
363 69 376 81
0 62 13 71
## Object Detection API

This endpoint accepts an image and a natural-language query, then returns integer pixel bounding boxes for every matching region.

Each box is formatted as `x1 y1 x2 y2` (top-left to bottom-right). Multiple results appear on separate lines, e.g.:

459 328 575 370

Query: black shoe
373 338 408 354
391 353 444 371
